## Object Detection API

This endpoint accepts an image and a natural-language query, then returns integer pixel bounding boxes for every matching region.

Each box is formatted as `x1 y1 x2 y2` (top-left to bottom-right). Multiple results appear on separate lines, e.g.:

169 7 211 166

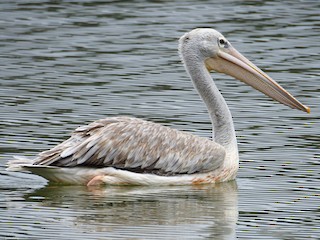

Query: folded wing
34 117 226 175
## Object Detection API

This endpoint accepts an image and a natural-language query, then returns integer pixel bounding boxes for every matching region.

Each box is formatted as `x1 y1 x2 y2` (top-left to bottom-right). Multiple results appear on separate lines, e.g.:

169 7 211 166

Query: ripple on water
0 0 319 239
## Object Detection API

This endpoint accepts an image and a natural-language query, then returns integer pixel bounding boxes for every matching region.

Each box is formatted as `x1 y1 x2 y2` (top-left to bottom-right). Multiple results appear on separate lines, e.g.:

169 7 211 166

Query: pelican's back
31 117 226 175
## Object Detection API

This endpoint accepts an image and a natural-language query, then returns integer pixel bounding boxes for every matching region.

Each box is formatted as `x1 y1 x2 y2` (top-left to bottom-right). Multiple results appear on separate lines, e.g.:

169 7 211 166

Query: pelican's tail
6 156 35 172
6 156 107 185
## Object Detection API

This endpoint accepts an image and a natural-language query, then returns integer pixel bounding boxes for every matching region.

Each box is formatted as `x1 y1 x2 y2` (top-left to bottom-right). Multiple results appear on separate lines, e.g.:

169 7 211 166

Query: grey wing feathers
33 117 226 175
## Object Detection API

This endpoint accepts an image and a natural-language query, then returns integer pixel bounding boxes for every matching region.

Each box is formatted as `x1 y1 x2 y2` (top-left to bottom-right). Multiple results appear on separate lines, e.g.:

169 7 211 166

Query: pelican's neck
183 55 239 163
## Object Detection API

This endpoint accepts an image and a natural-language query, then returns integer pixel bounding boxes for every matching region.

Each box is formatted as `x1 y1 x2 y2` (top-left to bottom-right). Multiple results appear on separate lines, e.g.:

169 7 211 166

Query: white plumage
7 28 309 186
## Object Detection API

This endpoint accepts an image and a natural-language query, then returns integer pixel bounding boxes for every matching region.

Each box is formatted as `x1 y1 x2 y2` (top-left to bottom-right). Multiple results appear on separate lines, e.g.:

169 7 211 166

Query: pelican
7 28 310 186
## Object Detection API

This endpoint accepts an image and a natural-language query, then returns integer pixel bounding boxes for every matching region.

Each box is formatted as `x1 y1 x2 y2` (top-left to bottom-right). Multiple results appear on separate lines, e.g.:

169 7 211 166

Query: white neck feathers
179 43 239 163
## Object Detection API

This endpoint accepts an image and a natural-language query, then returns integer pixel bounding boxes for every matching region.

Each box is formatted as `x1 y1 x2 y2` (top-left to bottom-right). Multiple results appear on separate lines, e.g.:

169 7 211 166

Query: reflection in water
24 182 238 239
1 0 319 239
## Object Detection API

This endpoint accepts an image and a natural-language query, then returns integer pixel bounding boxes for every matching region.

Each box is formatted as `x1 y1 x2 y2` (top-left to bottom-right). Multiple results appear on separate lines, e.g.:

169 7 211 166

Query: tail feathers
6 156 34 172
6 156 105 185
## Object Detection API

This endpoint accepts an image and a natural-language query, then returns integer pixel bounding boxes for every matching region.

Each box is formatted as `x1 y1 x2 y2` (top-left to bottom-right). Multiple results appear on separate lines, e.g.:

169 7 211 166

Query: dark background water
0 0 319 239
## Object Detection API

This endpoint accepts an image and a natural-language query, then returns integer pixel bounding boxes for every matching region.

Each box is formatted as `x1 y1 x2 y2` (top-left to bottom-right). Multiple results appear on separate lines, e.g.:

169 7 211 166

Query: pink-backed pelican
7 28 310 186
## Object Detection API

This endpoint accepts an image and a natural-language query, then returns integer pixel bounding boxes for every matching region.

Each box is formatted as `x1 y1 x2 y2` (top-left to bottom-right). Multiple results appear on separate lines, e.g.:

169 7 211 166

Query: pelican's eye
218 37 229 48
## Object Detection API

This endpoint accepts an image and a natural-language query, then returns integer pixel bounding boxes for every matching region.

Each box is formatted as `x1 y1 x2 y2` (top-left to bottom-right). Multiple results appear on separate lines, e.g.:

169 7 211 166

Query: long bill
205 47 310 113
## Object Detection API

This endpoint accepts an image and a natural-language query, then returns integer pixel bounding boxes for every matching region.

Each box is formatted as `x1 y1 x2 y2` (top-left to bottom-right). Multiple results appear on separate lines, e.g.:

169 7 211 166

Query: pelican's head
179 28 310 113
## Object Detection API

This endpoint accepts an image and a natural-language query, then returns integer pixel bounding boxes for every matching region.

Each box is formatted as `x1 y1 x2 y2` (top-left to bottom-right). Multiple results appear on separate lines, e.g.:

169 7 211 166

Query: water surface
1 0 319 239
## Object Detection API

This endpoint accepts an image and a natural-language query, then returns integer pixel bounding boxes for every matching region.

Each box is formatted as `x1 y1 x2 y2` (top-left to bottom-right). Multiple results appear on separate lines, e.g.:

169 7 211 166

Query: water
0 0 319 239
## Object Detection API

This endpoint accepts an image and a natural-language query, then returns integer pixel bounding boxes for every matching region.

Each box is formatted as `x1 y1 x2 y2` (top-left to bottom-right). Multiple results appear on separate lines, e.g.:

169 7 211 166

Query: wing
34 117 226 175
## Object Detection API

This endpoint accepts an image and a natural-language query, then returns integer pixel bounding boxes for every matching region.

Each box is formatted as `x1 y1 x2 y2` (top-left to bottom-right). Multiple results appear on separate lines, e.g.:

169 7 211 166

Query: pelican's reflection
25 181 238 239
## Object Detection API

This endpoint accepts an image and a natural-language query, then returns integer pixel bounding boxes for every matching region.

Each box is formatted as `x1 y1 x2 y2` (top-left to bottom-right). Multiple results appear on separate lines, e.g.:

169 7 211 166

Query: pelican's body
7 28 309 186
